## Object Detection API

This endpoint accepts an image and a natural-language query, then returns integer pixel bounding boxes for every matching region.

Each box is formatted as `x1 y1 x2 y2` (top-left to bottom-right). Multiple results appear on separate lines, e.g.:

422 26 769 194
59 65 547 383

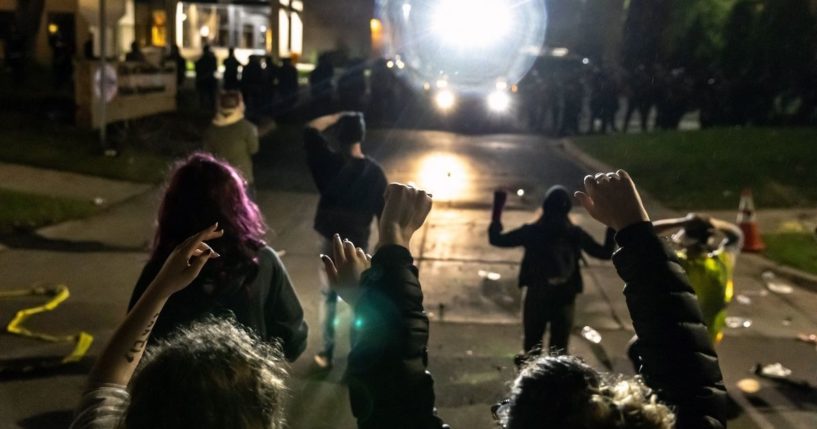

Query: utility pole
99 0 107 151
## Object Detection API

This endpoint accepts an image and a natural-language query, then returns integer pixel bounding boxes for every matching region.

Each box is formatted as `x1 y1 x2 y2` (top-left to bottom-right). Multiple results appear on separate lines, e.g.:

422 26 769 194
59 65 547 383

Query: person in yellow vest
627 213 743 372
654 213 744 343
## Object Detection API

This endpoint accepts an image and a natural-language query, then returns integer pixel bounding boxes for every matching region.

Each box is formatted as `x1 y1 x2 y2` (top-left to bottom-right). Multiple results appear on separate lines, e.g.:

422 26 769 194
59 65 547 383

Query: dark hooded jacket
346 245 447 429
488 186 615 294
615 222 728 428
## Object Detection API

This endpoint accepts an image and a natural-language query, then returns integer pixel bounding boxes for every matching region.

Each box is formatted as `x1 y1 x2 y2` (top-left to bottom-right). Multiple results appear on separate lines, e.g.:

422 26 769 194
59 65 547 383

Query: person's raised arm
651 216 689 235
87 224 223 388
303 115 339 192
710 216 744 253
322 184 446 429
578 226 616 260
576 171 727 429
487 190 528 248
306 112 344 133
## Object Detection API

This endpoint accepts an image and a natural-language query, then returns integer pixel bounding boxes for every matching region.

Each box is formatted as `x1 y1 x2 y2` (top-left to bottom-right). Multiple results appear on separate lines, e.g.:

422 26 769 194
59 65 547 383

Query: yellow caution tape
1 284 94 364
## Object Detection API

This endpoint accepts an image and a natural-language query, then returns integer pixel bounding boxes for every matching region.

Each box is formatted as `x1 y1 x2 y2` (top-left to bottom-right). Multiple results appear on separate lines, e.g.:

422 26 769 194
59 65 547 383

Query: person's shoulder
364 155 383 167
257 245 284 264
240 119 257 131
364 156 386 175
70 385 129 429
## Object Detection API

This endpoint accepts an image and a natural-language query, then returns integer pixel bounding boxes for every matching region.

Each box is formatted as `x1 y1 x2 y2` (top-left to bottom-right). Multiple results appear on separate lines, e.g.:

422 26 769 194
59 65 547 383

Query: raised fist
574 170 650 231
378 183 433 250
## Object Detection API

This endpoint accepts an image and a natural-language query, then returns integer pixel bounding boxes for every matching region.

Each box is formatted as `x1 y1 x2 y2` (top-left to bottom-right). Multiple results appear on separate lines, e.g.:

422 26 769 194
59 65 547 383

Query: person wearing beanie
203 91 259 190
489 185 616 359
303 111 388 369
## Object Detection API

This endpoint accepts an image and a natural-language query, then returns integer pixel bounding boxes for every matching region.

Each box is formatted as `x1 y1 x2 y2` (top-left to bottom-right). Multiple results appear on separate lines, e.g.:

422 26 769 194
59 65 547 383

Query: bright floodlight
487 90 511 112
435 90 456 111
377 0 547 92
432 0 512 48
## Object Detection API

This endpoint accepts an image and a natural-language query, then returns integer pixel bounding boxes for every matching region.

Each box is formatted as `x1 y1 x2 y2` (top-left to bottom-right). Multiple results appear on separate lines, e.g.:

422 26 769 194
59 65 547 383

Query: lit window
151 11 167 46
291 12 303 55
278 9 290 56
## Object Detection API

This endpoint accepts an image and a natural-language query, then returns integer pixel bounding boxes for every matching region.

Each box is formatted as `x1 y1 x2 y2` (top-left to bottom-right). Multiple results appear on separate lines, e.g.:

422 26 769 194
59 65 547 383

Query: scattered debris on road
726 316 753 329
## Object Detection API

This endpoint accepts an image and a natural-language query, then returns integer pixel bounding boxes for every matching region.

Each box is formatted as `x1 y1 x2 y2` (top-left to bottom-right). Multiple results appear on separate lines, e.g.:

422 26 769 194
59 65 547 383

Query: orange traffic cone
737 188 765 252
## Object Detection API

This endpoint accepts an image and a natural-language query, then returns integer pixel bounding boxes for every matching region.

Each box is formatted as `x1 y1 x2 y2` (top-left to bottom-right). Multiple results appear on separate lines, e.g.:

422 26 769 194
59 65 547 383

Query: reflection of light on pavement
581 326 602 344
736 378 761 394
415 153 470 201
478 270 501 281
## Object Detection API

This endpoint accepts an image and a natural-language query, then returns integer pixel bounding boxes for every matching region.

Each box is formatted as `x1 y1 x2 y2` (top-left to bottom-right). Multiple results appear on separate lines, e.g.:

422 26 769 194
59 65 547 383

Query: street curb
559 138 817 294
741 253 817 294
36 185 160 236
557 138 677 218
557 138 617 176
0 185 160 255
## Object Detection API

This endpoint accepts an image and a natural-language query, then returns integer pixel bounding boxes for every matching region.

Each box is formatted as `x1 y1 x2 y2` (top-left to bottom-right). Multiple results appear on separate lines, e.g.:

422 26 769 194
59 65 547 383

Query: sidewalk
0 162 151 209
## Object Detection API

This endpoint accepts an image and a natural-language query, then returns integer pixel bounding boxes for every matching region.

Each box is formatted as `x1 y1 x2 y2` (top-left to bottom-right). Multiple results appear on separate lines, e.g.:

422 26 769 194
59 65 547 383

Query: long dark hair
151 152 266 267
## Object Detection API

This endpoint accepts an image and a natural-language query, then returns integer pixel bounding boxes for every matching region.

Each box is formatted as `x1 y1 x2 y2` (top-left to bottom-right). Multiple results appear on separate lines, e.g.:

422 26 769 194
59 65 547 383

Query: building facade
1 0 378 66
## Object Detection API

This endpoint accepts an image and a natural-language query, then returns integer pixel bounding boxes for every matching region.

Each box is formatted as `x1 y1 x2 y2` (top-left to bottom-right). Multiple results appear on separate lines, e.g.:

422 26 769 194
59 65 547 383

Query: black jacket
346 245 447 429
489 221 615 292
304 127 387 247
614 222 728 429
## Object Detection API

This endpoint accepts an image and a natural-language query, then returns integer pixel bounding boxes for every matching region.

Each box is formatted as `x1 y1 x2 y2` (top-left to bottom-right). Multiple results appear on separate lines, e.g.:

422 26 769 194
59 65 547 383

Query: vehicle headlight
435 90 456 111
486 90 511 112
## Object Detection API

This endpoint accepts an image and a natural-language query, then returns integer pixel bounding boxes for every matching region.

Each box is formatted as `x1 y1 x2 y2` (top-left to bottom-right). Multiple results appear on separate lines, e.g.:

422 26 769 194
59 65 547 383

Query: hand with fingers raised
320 234 371 307
150 223 224 297
377 183 433 250
574 170 650 231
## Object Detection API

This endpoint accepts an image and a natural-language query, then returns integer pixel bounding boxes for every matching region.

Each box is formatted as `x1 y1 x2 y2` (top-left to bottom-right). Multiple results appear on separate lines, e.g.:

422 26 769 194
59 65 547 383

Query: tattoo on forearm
125 313 159 363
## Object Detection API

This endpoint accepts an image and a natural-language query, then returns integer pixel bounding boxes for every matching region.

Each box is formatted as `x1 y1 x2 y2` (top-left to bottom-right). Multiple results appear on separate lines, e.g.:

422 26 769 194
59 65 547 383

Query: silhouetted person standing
623 64 658 132
83 37 95 60
589 67 620 133
543 75 562 135
559 75 583 136
303 112 387 369
240 55 265 117
309 53 335 115
49 31 73 90
125 41 145 63
278 57 299 112
489 186 615 358
368 58 397 124
262 56 279 116
166 44 186 88
195 44 218 110
5 24 26 83
338 59 366 111
655 68 691 130
223 47 241 90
